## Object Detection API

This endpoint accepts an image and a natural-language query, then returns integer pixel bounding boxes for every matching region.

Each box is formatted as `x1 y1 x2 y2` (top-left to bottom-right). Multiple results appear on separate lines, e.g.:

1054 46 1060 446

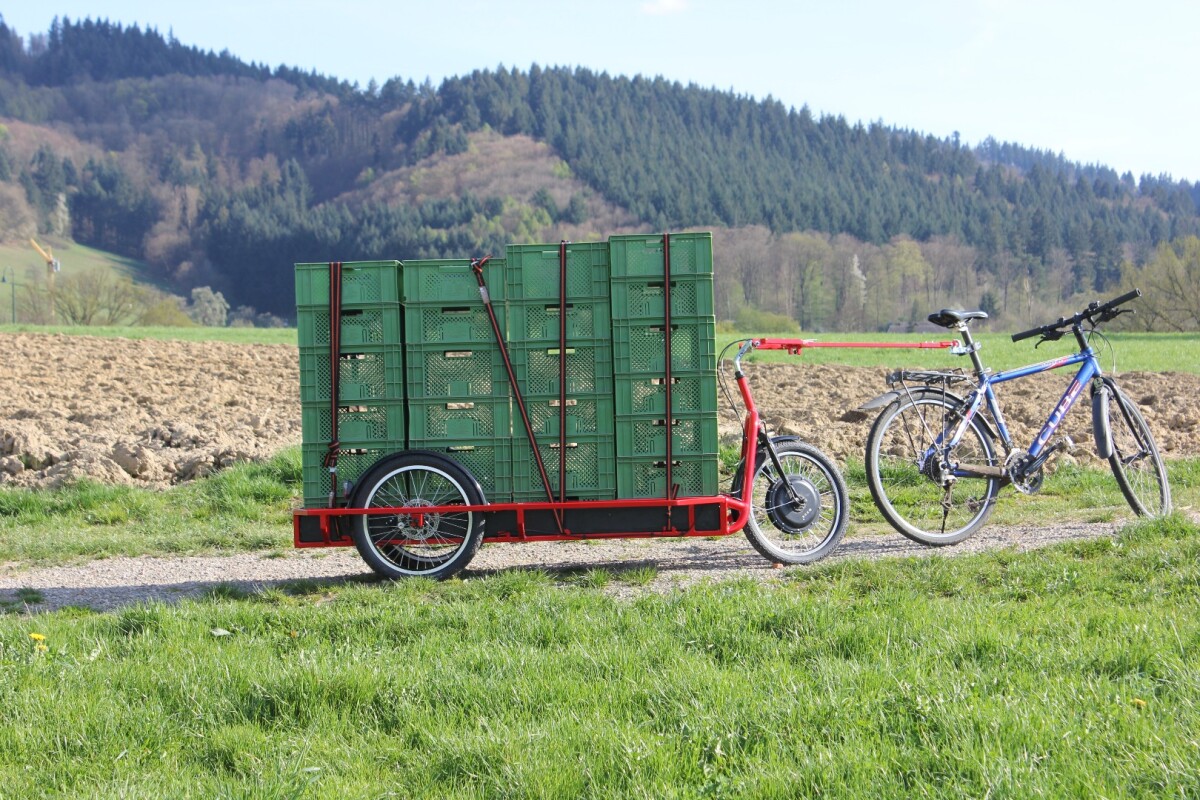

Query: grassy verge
721 331 1200 373
0 323 298 345
0 448 302 564
1 451 1196 565
0 515 1196 797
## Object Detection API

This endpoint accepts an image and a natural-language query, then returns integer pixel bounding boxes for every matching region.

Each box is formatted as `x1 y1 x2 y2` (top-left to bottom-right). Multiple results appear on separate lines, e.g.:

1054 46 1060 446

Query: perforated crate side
512 434 617 498
404 303 506 346
302 400 405 446
616 455 720 499
609 232 713 278
610 275 714 321
615 412 719 458
509 298 610 343
407 397 511 441
613 371 719 417
401 258 506 304
299 345 405 404
405 344 511 401
523 393 615 438
295 261 401 306
612 318 716 374
512 340 614 396
297 304 402 348
301 440 404 509
504 242 609 300
408 438 514 501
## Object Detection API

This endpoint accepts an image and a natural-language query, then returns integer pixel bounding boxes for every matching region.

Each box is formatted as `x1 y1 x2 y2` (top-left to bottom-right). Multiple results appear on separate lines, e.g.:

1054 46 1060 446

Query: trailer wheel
349 450 485 580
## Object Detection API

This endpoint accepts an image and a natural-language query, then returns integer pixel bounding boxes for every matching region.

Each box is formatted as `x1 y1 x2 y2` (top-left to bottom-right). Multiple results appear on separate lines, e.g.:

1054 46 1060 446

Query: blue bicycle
863 289 1171 545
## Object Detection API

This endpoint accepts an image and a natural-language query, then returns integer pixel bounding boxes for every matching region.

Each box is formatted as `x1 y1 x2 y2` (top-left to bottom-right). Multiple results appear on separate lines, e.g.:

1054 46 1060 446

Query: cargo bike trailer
293 251 954 580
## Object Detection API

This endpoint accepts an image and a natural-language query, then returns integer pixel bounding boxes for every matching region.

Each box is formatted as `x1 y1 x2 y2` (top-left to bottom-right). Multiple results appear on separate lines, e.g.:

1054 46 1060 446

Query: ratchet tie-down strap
662 233 679 506
322 261 343 505
471 256 565 534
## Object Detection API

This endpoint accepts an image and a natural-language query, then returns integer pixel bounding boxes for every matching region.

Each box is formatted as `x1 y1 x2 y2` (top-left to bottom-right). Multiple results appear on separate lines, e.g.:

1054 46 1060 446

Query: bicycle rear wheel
1105 383 1171 517
866 394 1000 545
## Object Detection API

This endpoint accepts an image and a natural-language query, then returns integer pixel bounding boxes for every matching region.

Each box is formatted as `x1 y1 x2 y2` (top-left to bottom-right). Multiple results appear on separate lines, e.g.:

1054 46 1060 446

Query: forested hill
1 16 1198 329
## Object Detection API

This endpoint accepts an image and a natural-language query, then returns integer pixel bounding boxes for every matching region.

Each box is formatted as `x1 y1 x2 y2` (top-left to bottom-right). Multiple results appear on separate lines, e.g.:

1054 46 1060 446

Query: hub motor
766 475 822 533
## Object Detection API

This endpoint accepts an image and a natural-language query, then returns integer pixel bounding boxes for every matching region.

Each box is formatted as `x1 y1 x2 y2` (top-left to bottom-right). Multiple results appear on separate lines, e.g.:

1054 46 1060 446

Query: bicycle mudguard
859 388 999 441
1091 380 1114 459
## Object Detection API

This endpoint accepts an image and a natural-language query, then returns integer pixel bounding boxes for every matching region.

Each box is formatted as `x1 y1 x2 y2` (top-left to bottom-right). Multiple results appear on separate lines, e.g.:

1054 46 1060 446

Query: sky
4 1 1198 182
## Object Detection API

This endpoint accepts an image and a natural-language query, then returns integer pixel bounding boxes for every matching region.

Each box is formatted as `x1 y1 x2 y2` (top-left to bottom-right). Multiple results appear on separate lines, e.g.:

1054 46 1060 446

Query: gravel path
0 520 1124 613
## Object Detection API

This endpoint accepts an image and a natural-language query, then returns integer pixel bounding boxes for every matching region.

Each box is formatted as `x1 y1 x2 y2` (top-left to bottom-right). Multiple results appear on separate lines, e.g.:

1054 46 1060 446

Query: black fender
724 438 801 506
1091 378 1115 459
858 387 998 442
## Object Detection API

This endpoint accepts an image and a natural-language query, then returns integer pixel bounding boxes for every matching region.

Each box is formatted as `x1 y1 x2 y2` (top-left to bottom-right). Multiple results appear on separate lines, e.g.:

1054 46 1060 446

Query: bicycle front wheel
866 394 1000 545
1105 383 1171 517
739 441 849 564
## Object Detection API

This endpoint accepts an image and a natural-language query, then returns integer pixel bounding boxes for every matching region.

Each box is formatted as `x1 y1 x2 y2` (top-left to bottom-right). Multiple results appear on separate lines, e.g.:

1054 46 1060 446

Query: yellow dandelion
289 630 299 638
29 633 46 642
35 644 48 652
1132 698 1147 708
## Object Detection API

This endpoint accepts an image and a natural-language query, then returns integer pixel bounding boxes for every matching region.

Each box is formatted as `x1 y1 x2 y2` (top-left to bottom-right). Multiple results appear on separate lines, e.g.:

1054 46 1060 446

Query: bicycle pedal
1057 435 1077 454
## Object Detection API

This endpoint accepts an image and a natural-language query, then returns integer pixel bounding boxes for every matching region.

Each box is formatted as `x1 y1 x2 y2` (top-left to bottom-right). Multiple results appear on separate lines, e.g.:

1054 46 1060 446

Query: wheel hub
766 476 821 533
397 499 441 542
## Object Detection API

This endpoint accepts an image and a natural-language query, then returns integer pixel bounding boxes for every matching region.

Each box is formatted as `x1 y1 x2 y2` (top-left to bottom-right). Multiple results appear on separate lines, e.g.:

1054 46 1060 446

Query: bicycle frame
934 331 1102 474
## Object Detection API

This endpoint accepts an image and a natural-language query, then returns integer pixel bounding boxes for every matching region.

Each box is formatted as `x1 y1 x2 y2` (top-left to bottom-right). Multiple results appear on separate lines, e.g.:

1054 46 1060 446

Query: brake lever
1034 330 1065 348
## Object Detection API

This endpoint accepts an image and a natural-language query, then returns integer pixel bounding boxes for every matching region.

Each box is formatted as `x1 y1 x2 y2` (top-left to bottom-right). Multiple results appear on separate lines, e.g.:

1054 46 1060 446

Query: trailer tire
349 450 485 580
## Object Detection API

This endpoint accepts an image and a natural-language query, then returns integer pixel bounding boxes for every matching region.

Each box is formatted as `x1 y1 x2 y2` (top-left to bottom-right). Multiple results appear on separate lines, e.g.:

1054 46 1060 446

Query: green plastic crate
295 261 402 306
523 393 615 437
614 371 719 417
404 303 505 346
609 232 713 278
401 258 506 304
616 455 720 499
508 298 610 343
613 318 716 373
409 438 514 501
299 345 405 404
512 434 617 501
512 340 613 396
505 241 609 300
297 303 402 348
616 413 719 458
405 344 510 400
302 400 405 445
407 397 511 441
302 440 404 509
610 275 714 321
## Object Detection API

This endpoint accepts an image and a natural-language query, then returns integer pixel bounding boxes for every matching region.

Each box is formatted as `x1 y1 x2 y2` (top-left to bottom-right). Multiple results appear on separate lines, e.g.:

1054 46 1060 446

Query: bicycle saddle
927 309 988 328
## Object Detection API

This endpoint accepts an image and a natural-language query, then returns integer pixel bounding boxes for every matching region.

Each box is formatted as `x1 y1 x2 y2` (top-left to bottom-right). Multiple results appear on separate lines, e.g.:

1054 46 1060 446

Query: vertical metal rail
661 234 676 508
321 262 343 506
558 241 568 503
471 256 565 534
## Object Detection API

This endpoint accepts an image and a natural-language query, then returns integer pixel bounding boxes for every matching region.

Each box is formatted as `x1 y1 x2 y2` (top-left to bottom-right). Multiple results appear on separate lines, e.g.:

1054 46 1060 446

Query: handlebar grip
1011 326 1043 343
1103 288 1142 311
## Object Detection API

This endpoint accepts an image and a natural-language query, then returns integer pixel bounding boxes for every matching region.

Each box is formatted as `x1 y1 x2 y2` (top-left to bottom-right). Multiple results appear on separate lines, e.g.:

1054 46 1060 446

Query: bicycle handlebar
1010 288 1142 343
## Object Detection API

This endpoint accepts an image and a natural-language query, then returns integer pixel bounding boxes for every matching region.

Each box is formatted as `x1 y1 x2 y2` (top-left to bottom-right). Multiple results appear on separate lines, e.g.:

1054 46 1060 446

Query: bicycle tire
349 450 485 580
1104 382 1171 517
865 393 1000 545
735 440 849 564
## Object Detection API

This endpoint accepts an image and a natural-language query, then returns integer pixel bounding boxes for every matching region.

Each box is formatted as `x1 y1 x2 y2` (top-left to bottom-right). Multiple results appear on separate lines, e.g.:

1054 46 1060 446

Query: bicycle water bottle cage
927 309 989 328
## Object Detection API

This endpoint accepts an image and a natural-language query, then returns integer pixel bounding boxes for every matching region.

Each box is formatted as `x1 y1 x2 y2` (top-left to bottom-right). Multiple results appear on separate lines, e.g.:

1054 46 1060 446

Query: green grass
0 236 155 285
0 515 1197 797
0 448 303 564
722 331 1200 373
0 323 298 345
1 449 1196 566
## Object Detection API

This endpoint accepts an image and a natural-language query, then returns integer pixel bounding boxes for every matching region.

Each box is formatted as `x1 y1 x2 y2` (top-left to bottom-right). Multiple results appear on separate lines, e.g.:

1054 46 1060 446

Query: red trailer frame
293 337 954 549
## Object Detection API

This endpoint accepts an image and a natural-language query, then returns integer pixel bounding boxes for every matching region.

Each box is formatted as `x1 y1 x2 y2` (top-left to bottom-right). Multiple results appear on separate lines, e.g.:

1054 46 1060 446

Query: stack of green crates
505 242 616 501
609 234 719 498
296 261 404 508
400 258 514 500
